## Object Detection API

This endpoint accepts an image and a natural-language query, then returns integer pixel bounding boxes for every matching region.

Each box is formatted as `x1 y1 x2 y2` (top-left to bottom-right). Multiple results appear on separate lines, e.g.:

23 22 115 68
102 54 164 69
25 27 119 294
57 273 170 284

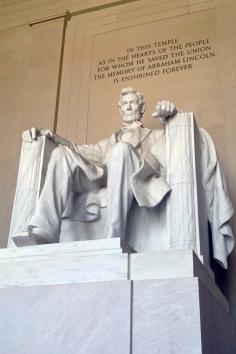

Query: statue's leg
28 146 105 244
105 142 140 239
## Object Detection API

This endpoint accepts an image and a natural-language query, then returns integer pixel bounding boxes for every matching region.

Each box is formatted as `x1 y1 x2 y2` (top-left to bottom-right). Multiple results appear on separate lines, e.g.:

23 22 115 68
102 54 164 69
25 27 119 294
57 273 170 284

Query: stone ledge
0 277 235 354
0 240 229 313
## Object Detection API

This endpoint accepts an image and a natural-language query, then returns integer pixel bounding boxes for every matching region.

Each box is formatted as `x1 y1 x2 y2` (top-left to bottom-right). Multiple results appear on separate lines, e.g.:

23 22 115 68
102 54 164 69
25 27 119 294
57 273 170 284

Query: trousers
28 142 141 242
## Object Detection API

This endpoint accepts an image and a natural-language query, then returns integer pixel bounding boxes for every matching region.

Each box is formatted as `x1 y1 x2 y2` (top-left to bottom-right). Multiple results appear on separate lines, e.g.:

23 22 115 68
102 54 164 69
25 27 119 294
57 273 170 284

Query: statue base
0 239 235 353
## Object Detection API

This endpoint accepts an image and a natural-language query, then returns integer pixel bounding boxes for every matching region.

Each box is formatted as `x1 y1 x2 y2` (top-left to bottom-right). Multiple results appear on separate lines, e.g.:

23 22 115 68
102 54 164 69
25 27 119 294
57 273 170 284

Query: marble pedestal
0 239 235 354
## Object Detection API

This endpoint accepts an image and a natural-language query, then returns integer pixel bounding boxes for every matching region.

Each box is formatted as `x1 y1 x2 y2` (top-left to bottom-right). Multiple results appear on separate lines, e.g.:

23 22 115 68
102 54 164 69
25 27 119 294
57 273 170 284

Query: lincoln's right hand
22 127 52 143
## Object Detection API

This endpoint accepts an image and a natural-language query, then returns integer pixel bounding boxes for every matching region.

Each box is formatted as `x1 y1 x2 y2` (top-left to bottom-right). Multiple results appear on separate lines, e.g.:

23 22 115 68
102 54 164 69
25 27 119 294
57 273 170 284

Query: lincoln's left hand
152 100 177 123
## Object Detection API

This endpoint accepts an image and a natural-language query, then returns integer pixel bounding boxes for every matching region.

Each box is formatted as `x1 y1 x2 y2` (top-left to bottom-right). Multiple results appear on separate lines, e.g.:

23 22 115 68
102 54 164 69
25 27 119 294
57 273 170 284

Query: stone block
129 250 207 280
0 280 131 354
0 239 127 287
0 242 235 353
132 278 236 354
129 250 229 312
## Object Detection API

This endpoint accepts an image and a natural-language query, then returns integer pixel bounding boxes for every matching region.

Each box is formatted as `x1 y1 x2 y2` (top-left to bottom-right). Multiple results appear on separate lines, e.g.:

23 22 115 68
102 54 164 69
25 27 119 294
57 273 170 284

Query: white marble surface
0 242 229 314
129 249 203 280
0 241 235 353
0 280 131 354
8 136 55 248
14 91 175 247
0 239 126 287
129 250 229 313
2 238 121 259
1 277 235 354
132 278 235 354
0 253 127 288
9 96 234 270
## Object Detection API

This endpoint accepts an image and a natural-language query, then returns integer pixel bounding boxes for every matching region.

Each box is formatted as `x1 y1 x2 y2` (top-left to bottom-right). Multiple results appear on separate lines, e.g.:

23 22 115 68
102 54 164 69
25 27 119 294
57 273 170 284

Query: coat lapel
108 126 152 151
137 127 152 148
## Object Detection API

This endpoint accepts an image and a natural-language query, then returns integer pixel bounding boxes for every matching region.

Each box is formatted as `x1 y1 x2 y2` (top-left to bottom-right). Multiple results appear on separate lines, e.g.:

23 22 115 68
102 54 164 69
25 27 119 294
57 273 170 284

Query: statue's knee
50 146 68 163
111 142 132 158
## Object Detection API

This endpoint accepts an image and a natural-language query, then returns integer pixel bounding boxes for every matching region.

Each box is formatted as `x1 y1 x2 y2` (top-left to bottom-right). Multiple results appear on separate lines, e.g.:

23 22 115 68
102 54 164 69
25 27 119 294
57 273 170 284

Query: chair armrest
165 112 209 261
8 136 56 247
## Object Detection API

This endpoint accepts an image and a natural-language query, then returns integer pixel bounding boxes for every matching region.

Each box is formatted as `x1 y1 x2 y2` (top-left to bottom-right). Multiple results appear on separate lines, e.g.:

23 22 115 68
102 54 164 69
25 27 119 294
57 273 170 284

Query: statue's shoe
11 233 37 247
28 226 52 244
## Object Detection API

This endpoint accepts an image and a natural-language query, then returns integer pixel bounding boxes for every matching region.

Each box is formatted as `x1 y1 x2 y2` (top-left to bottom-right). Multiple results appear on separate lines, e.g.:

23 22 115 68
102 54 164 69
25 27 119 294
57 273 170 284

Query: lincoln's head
118 87 146 123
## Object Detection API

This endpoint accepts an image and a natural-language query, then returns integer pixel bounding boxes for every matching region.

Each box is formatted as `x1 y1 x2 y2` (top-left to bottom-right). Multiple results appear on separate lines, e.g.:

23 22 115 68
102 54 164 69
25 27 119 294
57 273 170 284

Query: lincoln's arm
22 128 76 149
22 127 108 165
49 131 80 152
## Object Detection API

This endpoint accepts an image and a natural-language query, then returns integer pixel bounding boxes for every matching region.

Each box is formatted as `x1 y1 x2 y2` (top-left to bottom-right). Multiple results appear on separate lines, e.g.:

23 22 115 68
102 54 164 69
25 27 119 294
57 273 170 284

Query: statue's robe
62 125 234 269
29 121 234 269
199 128 234 268
29 123 170 242
63 123 171 208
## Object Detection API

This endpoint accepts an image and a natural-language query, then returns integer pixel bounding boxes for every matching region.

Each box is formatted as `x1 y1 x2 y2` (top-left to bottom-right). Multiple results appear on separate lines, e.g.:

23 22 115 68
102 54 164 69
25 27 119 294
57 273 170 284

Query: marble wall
1 0 236 323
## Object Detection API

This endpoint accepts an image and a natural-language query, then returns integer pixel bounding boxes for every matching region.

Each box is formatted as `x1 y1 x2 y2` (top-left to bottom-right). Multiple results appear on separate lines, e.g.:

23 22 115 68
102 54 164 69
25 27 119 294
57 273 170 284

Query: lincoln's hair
118 87 146 117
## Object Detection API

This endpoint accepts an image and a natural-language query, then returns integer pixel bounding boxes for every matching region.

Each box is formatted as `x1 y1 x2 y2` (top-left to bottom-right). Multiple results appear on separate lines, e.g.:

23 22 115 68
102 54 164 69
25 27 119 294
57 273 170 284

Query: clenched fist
152 100 177 123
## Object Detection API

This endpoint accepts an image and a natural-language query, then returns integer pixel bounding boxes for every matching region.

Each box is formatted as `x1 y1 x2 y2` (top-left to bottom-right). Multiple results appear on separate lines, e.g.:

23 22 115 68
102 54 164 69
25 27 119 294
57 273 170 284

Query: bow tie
122 121 143 133
120 121 143 145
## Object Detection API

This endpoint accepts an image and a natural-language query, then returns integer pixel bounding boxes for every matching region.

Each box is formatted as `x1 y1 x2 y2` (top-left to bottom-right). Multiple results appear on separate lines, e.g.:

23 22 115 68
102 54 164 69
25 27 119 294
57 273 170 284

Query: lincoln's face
119 93 142 123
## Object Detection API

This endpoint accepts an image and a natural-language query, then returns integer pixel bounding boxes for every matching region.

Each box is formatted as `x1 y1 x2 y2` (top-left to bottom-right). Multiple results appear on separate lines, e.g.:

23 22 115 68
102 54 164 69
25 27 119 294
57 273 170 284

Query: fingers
170 102 177 115
22 127 38 143
152 100 177 121
22 129 33 143
151 103 161 118
40 129 52 138
31 127 37 140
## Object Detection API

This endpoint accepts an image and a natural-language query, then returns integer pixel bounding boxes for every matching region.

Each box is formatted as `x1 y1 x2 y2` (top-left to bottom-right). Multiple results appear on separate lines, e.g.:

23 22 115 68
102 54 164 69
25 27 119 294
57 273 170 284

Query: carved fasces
8 137 55 247
165 112 207 258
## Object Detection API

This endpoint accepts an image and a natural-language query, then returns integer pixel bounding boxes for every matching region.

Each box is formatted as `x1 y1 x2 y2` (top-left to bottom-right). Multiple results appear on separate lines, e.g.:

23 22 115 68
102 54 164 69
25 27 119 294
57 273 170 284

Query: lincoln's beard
122 110 141 123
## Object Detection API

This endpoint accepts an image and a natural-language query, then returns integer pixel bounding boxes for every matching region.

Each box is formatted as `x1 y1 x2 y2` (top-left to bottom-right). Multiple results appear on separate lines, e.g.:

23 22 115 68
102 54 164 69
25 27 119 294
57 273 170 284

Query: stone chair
8 112 234 269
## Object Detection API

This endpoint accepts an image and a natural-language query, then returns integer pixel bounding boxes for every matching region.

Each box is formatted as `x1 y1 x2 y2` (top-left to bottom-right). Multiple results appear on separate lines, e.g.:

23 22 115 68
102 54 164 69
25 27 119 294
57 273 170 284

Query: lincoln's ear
140 103 146 115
